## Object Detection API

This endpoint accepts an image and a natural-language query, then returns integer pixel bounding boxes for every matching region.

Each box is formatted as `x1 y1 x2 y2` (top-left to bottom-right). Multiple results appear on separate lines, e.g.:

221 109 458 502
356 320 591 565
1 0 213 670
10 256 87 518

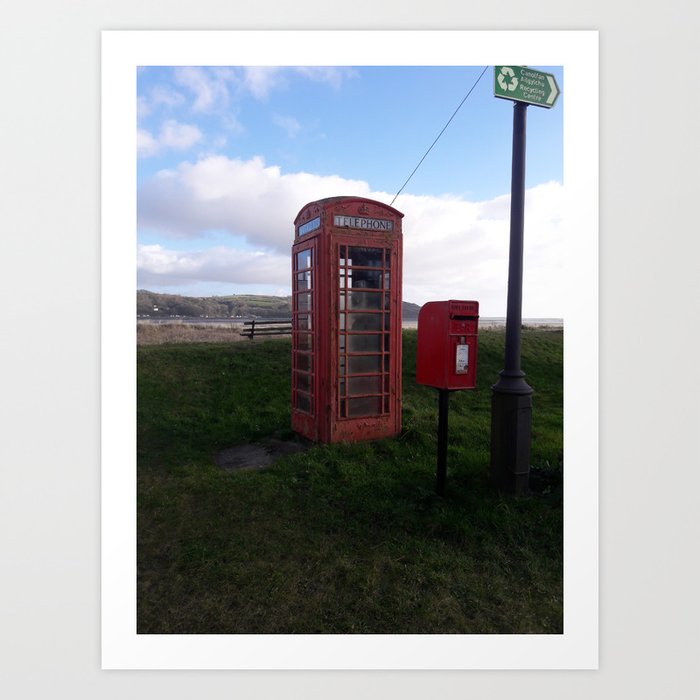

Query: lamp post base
490 384 533 495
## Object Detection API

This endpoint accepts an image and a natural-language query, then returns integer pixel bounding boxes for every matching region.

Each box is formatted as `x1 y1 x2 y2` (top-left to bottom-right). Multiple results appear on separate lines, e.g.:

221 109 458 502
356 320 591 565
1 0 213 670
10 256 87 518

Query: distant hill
137 290 421 320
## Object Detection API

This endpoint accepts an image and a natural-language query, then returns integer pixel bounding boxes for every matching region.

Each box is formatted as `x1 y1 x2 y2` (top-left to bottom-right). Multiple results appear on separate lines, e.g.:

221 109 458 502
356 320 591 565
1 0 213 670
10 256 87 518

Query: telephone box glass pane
349 269 381 289
348 396 382 417
296 271 312 291
296 249 312 270
296 373 311 393
347 313 382 331
348 376 382 396
295 353 312 372
348 355 381 374
297 333 312 351
296 393 311 413
348 247 383 267
297 314 312 331
348 334 382 352
297 293 312 312
344 291 382 310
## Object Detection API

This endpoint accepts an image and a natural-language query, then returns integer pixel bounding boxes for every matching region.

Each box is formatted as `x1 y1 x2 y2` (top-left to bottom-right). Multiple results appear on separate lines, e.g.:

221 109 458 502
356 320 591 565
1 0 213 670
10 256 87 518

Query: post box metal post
291 196 404 444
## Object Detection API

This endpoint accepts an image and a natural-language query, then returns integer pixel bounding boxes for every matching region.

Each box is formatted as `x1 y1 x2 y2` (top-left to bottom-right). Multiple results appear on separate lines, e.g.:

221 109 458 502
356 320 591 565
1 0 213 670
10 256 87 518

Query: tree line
137 290 421 320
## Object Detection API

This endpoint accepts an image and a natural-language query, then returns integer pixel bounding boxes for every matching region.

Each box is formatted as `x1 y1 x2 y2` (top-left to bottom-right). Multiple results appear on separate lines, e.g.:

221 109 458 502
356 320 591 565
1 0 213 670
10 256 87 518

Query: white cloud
150 85 186 109
138 85 187 122
137 244 289 288
137 120 203 158
239 66 356 99
167 66 356 110
174 66 235 112
159 120 202 150
272 113 301 138
137 129 159 157
137 155 565 316
138 155 371 248
399 182 565 316
137 97 151 120
293 66 357 89
241 67 284 100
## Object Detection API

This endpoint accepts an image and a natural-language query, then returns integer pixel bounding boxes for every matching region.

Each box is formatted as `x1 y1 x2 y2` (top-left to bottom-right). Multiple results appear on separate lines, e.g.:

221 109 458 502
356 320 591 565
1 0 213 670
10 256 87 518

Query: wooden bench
241 318 293 339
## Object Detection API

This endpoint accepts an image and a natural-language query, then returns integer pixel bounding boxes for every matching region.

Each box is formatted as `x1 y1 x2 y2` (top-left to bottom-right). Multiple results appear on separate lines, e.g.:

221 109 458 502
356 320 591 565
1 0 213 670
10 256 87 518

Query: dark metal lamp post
490 101 533 494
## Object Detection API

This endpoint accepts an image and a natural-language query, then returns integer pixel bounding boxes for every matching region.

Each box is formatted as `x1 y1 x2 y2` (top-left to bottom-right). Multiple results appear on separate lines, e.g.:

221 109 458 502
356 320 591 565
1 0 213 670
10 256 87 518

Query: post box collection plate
455 344 469 373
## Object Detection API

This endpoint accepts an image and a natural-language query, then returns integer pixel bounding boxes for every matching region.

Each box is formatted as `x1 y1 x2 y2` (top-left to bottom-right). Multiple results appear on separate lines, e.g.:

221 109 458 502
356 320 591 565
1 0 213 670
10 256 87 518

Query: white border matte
102 30 598 670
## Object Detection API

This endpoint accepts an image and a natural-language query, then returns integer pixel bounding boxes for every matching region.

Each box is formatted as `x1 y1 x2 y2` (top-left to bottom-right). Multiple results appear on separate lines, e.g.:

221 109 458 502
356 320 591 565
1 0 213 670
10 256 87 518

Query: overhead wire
390 65 490 207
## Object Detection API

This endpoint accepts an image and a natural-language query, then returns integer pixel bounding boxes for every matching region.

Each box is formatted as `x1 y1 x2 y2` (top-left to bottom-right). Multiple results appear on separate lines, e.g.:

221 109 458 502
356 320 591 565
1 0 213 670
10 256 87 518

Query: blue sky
137 65 564 316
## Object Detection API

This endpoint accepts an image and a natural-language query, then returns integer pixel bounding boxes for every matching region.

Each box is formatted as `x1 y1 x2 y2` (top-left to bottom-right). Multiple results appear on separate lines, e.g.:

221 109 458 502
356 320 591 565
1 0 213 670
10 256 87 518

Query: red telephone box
416 300 479 390
291 196 404 443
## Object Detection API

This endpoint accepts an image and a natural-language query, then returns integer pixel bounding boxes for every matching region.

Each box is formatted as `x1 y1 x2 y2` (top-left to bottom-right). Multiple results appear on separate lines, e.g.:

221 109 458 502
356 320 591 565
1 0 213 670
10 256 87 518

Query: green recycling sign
494 66 560 108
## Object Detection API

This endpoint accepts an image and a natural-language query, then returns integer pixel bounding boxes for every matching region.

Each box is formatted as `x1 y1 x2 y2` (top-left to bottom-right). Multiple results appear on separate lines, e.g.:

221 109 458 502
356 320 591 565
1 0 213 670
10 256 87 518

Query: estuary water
138 317 563 329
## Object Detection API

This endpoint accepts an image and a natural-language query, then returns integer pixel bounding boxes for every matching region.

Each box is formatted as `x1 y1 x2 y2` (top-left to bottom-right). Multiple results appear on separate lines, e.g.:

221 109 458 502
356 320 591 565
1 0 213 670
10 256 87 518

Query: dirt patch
215 437 310 472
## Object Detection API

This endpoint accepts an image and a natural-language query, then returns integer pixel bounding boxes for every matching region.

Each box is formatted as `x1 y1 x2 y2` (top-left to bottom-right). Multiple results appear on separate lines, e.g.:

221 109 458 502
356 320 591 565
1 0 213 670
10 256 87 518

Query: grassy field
137 320 249 345
137 328 563 634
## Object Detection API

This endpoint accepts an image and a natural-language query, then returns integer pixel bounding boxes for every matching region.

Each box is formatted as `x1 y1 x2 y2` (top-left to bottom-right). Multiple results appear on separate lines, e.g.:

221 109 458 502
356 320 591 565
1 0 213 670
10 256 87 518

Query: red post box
416 300 479 495
416 300 479 390
291 196 404 443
